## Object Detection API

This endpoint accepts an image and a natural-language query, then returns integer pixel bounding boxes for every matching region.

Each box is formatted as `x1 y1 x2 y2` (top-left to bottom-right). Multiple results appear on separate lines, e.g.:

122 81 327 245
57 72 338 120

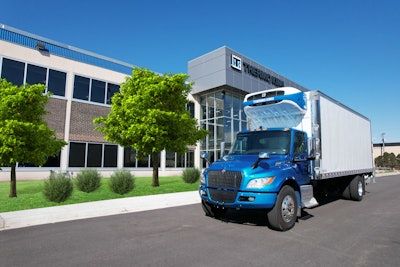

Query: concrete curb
0 191 200 231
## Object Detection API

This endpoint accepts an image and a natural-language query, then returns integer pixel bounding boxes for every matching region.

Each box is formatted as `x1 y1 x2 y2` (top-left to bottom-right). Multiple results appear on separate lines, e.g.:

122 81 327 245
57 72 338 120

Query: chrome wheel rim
281 195 295 222
357 180 363 196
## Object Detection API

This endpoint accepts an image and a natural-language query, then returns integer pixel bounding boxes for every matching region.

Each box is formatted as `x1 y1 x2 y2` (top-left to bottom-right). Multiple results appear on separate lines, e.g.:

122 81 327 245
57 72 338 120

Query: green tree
94 68 208 186
384 152 397 169
0 79 67 197
397 154 400 169
375 155 383 167
375 152 399 169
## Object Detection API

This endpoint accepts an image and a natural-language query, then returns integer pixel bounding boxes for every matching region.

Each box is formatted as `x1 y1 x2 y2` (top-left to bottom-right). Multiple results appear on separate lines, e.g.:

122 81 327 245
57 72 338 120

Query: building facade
0 24 194 180
188 46 309 167
2 24 351 180
373 143 400 159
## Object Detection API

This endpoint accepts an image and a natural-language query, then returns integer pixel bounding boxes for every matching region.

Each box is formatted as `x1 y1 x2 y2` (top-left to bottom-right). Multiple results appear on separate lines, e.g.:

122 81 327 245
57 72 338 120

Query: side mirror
294 155 307 162
252 152 270 169
258 152 270 159
200 151 210 164
308 138 316 160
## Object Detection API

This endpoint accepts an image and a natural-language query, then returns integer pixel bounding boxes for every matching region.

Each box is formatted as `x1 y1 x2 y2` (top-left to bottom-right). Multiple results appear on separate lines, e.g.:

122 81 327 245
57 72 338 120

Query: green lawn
0 177 199 213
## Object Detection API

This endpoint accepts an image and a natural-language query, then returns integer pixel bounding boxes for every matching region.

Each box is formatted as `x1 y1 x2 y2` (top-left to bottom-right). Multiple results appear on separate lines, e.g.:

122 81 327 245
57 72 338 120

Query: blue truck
199 87 375 231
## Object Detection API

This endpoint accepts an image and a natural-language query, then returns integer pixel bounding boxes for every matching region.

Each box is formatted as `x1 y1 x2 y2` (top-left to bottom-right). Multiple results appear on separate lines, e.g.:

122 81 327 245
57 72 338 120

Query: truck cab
199 127 312 231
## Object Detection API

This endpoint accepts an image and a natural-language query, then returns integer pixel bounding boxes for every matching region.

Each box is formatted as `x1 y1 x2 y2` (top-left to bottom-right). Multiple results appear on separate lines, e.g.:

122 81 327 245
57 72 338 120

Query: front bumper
199 185 277 209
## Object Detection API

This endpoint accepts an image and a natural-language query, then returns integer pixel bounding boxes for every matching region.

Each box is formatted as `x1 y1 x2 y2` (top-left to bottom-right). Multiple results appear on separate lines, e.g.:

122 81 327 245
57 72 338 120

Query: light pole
381 132 385 156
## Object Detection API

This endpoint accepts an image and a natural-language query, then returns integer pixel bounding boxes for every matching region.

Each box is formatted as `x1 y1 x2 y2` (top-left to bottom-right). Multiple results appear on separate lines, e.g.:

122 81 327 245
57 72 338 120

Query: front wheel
267 185 298 231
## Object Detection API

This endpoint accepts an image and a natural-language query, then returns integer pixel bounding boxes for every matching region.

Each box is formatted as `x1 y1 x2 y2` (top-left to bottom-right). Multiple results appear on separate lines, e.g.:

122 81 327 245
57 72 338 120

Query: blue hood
207 154 291 177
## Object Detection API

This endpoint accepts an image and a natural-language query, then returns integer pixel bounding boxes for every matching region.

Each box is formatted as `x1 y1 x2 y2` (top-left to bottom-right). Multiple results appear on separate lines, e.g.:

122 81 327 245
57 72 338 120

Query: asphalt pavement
0 171 395 231
0 191 200 230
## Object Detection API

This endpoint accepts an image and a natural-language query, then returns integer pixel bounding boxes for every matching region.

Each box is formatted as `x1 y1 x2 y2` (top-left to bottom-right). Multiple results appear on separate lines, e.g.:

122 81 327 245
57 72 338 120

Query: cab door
293 131 310 184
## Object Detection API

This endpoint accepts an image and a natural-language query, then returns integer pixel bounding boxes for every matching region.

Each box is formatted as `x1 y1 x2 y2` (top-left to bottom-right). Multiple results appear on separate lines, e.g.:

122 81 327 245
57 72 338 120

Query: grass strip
0 176 199 213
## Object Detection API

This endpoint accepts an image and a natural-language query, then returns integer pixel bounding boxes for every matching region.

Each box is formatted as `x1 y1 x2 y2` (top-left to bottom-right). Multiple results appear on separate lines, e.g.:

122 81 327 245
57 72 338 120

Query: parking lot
1 174 399 267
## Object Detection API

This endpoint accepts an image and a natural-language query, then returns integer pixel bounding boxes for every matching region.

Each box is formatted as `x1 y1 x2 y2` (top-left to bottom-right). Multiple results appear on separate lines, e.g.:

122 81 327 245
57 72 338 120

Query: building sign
231 54 242 70
231 54 284 87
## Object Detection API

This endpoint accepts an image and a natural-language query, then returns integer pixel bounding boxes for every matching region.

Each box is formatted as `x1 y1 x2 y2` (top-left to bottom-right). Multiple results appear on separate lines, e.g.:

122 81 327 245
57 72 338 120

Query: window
229 131 291 155
166 151 176 167
73 75 90 100
1 58 67 97
177 153 185 168
42 152 62 167
166 150 195 168
198 91 246 156
1 58 25 86
87 144 102 167
187 150 194 167
294 132 307 156
104 145 118 167
138 155 150 167
90 79 106 103
26 64 46 85
48 69 66 96
69 142 118 168
73 75 119 104
106 83 119 104
187 101 195 118
15 152 61 168
124 148 137 167
69 142 86 167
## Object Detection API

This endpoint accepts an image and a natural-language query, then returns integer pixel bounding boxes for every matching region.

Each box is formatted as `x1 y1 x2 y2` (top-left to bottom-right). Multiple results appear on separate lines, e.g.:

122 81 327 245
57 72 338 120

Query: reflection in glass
48 69 66 96
1 58 25 86
199 90 246 161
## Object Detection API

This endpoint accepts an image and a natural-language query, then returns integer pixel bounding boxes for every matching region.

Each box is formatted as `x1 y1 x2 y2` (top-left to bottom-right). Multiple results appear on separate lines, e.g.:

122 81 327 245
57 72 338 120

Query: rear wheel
267 185 298 231
342 182 351 200
349 175 364 201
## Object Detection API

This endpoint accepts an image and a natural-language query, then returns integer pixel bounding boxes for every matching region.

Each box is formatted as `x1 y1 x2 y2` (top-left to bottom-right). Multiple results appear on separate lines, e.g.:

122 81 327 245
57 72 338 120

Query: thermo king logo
231 54 242 71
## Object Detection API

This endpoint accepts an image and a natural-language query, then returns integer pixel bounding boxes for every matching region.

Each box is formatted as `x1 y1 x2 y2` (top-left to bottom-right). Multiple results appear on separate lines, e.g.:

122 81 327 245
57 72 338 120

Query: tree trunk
152 152 160 187
9 163 17 198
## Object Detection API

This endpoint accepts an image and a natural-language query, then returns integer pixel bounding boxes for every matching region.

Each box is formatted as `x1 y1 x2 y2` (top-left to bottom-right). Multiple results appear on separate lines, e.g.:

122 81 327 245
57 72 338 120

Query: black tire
349 175 364 201
267 185 298 231
342 183 351 200
201 200 227 218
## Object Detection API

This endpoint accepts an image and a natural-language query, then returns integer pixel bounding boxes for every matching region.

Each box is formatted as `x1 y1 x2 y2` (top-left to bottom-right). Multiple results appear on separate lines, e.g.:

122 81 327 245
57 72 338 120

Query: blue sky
2 0 399 143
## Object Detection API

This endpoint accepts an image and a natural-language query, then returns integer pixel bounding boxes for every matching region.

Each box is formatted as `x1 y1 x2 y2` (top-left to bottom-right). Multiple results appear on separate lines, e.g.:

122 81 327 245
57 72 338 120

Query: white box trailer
243 88 375 181
307 91 374 180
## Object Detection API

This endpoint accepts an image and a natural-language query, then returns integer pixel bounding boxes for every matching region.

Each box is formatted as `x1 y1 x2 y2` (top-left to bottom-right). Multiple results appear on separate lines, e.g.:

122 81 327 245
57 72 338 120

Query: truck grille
208 171 242 189
209 189 237 203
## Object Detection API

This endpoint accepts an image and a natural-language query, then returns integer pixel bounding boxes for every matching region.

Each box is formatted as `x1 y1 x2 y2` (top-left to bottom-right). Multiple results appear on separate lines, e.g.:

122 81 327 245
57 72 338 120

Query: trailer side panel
317 93 374 179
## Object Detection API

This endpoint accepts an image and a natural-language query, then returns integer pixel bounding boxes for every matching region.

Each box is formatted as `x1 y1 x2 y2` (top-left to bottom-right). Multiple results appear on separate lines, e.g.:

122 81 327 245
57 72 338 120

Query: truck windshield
229 130 291 155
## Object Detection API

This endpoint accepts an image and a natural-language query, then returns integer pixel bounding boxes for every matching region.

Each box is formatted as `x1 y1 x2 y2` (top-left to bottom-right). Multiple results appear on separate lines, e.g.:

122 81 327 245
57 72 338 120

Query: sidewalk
0 191 200 231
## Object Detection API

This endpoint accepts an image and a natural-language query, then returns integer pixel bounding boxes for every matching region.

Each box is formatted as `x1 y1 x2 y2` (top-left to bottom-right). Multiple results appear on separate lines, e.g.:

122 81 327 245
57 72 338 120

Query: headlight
200 169 206 184
246 177 275 189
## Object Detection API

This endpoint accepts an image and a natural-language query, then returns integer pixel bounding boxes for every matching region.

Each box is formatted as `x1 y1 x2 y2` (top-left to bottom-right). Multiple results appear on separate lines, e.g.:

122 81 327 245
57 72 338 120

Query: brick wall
69 102 110 143
45 98 67 139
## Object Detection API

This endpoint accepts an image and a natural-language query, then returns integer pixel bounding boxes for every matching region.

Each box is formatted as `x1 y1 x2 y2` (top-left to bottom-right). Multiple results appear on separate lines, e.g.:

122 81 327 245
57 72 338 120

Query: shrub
75 169 102 193
182 168 200 184
43 173 73 203
109 169 135 195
